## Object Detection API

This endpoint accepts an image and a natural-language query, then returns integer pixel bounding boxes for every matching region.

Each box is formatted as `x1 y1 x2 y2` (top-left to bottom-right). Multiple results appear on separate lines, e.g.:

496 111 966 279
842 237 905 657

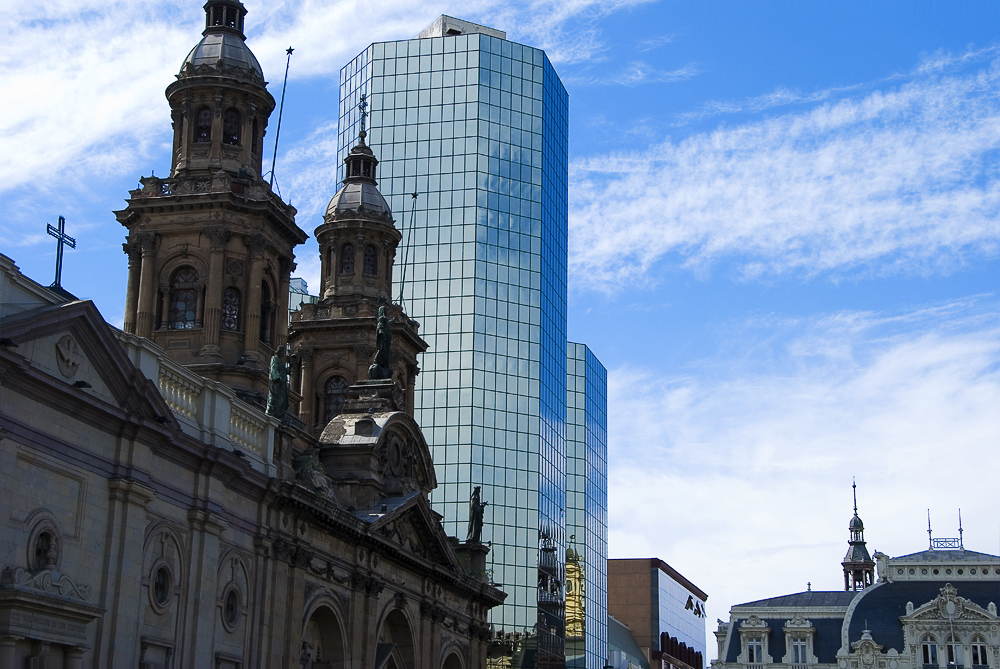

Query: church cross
46 215 76 287
358 93 368 133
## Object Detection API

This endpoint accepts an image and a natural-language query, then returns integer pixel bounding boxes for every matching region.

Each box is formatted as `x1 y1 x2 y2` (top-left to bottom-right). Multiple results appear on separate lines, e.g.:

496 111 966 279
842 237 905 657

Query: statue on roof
368 305 395 380
467 486 488 544
266 347 290 419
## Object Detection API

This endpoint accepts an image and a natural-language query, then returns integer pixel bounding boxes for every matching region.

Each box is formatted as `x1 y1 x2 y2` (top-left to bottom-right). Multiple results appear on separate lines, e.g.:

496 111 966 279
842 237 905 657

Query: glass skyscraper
337 17 595 666
565 343 608 669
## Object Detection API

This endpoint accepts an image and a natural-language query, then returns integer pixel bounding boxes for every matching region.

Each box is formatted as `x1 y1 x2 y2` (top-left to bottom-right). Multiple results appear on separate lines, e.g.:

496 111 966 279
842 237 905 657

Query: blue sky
2 0 998 647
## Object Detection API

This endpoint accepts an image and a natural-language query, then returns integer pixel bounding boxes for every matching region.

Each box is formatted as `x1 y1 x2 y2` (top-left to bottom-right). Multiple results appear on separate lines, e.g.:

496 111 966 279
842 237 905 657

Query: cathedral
0 1 504 666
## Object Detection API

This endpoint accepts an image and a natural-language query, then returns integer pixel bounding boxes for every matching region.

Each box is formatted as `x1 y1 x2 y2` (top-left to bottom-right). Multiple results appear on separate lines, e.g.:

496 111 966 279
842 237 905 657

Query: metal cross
358 93 368 133
46 215 76 287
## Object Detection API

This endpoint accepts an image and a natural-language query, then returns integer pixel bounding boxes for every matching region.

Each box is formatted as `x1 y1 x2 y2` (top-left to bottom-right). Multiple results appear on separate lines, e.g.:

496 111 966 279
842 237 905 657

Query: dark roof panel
737 591 858 608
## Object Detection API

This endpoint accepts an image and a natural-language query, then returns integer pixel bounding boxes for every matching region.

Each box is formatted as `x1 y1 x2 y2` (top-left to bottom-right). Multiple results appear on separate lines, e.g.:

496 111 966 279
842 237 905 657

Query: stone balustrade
116 329 277 475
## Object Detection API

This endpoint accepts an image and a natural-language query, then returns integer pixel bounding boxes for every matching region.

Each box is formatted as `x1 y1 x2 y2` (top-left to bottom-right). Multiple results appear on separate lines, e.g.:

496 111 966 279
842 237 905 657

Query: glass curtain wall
338 32 569 665
566 343 609 669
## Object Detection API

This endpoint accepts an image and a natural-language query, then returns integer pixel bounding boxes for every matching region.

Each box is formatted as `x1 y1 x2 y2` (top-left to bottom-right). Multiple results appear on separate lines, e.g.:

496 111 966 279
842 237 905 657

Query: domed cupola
165 0 274 179
315 123 401 302
324 130 393 223
843 480 875 591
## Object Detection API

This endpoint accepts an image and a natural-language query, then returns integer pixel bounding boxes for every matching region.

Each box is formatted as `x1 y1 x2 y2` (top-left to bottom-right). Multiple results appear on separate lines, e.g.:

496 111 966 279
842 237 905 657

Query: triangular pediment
0 300 173 423
369 493 459 569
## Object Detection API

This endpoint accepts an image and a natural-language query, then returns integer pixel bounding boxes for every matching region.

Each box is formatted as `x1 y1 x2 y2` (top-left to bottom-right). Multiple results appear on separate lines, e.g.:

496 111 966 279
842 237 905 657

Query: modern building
566 343 610 669
711 505 1000 669
335 15 574 665
608 558 709 669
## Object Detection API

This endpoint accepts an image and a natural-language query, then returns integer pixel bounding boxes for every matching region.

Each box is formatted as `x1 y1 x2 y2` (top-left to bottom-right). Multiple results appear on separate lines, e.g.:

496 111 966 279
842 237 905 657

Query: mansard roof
735 591 858 608
892 549 1000 562
846 580 1000 654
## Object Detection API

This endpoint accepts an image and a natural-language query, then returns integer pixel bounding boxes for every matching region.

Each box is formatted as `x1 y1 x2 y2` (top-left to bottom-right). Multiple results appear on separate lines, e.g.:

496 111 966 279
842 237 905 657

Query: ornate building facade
711 505 1000 669
0 1 505 666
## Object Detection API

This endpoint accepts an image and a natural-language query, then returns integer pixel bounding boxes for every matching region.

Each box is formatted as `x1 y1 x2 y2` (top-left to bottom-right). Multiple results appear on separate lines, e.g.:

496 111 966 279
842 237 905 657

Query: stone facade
0 251 503 666
0 1 506 666
113 0 308 406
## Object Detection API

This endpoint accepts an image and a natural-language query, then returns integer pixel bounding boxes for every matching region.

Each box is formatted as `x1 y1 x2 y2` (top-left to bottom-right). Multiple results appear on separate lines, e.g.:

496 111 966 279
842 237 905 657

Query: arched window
34 532 57 570
325 376 348 421
946 636 963 667
922 635 939 668
194 106 212 143
340 243 355 274
169 268 199 329
222 288 240 331
223 108 241 146
970 636 988 667
363 244 377 275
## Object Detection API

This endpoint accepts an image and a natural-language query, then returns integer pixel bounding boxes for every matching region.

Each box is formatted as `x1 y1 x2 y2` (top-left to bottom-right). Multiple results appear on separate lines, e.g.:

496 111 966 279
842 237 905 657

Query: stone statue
293 449 333 499
368 305 395 380
266 347 289 418
466 486 488 544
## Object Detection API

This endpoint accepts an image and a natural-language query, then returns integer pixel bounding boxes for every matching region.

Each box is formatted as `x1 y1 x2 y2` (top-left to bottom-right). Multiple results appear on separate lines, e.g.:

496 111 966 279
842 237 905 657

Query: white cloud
0 0 638 199
570 56 1000 290
606 297 1000 654
567 60 698 86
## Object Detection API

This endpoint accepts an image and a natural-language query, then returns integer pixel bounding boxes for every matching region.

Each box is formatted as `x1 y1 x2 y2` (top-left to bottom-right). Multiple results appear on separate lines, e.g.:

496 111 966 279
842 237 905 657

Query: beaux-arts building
712 500 1000 669
0 2 506 666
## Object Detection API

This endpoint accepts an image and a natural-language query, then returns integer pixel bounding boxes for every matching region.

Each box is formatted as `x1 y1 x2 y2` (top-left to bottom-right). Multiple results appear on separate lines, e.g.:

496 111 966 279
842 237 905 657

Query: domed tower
288 129 426 434
842 481 875 591
114 0 307 406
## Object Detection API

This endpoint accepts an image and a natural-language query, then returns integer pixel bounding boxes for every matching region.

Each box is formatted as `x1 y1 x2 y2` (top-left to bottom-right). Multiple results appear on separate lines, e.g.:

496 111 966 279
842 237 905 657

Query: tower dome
850 513 864 531
325 131 392 222
178 0 264 85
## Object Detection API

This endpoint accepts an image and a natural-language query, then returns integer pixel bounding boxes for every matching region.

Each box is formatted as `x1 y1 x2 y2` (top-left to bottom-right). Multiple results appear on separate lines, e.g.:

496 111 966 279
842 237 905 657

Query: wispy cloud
567 60 698 86
607 296 1000 644
637 34 674 52
569 55 1000 290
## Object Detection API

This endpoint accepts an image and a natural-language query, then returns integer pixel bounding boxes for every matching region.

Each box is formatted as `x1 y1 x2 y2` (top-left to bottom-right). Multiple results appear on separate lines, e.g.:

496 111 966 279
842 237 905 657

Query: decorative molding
0 566 92 602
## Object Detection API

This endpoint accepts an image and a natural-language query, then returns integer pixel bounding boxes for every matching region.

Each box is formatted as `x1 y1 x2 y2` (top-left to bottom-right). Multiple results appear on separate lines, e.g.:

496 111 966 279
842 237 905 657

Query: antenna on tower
928 510 933 549
396 192 418 310
853 477 858 514
958 509 964 549
268 46 294 190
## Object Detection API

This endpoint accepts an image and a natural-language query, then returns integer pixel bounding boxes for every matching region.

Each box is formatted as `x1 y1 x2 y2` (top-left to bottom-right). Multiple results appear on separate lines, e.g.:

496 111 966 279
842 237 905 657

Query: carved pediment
742 615 769 630
906 583 996 622
850 632 886 669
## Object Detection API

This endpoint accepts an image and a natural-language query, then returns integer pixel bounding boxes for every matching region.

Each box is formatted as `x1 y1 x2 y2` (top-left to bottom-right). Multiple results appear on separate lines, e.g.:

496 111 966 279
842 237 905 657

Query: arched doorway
443 650 464 669
302 605 345 669
376 609 415 669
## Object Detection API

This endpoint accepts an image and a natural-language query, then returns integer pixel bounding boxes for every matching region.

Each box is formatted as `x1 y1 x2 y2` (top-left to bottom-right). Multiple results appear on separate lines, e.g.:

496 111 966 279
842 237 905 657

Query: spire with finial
843 479 875 591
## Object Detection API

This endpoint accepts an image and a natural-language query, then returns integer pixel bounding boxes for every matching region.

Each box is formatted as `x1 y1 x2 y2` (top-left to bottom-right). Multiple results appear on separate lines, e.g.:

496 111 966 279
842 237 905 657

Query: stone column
64 646 86 669
158 281 171 330
275 257 293 348
183 509 229 667
200 226 229 357
134 232 158 339
243 234 267 364
298 348 314 428
122 238 142 334
194 282 205 327
0 636 20 669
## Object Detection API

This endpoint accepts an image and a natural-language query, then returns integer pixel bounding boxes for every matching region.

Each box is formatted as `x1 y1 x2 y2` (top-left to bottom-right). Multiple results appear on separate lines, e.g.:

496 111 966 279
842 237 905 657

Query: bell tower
842 481 875 591
288 128 426 434
114 0 308 406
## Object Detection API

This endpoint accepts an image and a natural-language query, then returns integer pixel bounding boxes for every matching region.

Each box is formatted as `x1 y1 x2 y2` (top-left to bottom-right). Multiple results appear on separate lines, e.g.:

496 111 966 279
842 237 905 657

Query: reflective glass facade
566 343 608 669
338 31 570 663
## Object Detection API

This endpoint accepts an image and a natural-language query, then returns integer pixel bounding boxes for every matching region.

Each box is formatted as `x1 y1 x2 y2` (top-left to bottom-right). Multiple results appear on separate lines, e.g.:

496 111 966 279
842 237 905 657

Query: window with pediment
740 616 772 666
